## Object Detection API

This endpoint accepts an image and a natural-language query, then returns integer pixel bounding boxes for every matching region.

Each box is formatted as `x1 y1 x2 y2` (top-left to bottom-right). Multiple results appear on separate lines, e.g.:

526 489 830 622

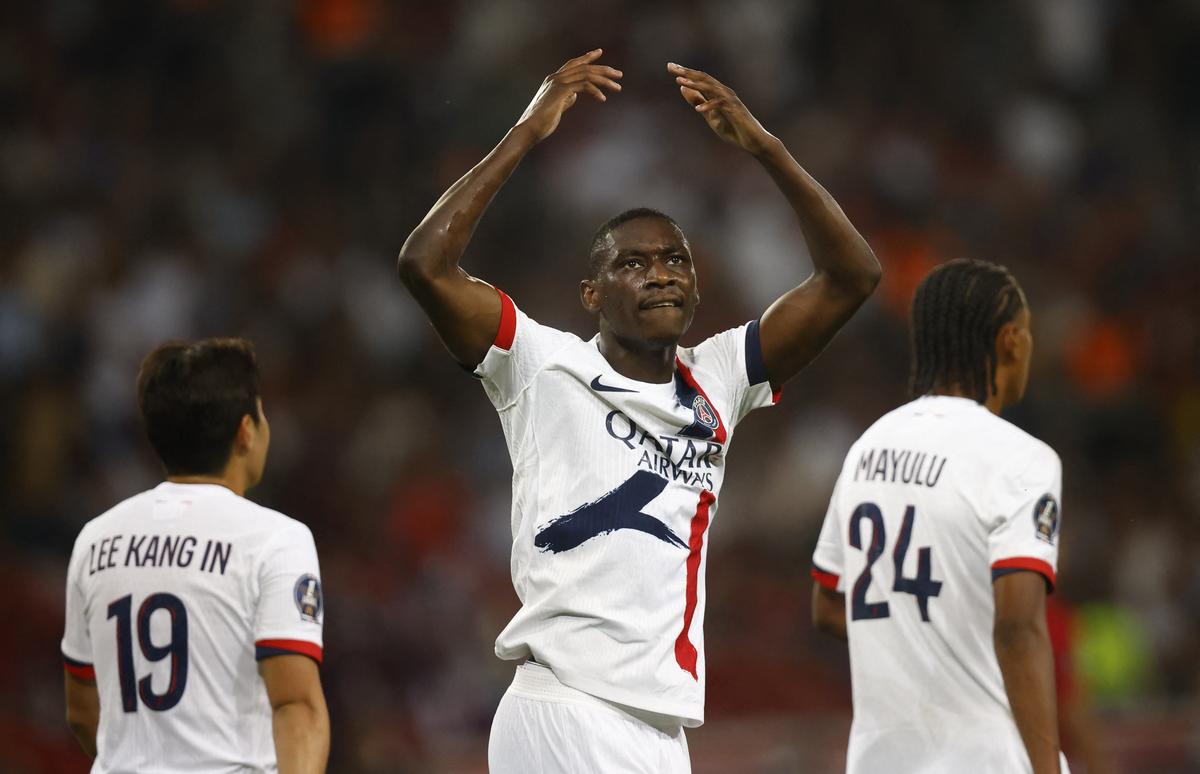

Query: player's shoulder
970 406 1060 471
236 499 316 545
72 488 157 545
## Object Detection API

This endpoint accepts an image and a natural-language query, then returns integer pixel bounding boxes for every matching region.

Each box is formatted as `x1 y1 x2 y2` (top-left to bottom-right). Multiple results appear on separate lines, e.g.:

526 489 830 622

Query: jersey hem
255 639 324 665
548 663 703 728
991 557 1056 591
62 654 96 681
811 565 840 591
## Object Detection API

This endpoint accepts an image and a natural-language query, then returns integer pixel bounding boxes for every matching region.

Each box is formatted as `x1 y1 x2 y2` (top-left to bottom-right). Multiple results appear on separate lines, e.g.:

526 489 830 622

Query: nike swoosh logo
535 471 685 553
590 375 637 393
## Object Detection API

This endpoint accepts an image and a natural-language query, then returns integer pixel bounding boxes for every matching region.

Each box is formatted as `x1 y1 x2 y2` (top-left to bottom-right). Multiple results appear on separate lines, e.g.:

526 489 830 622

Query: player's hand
515 50 622 142
668 62 776 155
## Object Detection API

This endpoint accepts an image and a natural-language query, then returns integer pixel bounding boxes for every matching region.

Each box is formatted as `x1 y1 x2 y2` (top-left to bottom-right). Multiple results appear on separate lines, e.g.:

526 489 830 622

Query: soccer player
398 50 880 772
811 259 1068 773
61 339 329 774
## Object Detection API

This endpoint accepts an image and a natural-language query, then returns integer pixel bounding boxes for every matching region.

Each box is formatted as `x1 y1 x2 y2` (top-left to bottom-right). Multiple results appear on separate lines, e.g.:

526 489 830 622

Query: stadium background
2 1 1197 771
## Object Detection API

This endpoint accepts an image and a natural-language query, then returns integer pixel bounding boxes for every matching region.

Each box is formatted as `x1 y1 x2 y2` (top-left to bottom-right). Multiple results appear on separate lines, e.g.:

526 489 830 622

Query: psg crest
692 395 719 430
1033 494 1059 544
294 574 323 623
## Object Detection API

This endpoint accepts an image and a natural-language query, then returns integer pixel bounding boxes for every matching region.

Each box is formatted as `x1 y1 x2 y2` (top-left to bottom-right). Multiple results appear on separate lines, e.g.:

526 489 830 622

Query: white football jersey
476 291 776 726
813 395 1063 774
61 481 324 774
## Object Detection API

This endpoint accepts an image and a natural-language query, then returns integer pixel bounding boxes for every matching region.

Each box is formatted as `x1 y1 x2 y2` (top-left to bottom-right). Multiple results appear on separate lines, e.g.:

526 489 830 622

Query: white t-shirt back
62 482 323 774
813 395 1062 774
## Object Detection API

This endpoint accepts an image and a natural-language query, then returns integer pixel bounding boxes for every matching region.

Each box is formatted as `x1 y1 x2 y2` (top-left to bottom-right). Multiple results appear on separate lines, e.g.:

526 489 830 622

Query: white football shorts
488 661 691 773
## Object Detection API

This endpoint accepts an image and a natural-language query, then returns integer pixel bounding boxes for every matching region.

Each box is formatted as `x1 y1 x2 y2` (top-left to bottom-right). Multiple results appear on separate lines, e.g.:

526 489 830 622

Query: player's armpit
811 583 847 642
259 654 330 774
994 571 1062 774
64 670 100 759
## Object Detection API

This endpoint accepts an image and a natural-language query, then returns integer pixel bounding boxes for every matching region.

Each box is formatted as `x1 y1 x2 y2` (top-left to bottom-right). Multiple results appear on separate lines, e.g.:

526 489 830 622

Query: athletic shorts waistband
507 661 684 735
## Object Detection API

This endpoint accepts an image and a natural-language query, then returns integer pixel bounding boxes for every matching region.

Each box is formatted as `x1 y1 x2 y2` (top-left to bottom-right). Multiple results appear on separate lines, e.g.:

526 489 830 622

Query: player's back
62 481 323 774
814 395 1061 774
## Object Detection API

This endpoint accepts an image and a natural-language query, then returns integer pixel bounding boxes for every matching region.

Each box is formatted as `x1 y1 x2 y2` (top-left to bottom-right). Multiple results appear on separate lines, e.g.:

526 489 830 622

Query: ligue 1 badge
692 395 719 430
1033 494 1059 544
294 574 323 623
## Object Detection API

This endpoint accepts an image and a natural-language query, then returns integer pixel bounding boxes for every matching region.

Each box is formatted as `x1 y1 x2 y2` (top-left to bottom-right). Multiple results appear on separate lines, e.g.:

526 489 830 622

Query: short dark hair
587 207 682 277
137 338 261 476
908 258 1026 403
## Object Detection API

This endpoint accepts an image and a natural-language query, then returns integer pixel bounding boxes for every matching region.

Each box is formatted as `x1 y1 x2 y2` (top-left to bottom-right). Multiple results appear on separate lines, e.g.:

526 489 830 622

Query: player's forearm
397 124 539 286
995 619 1061 774
754 138 881 298
272 699 330 774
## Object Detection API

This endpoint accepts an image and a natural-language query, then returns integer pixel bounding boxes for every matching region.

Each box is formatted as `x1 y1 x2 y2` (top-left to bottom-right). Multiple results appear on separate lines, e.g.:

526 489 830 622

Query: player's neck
167 466 249 497
597 331 677 383
930 385 1005 416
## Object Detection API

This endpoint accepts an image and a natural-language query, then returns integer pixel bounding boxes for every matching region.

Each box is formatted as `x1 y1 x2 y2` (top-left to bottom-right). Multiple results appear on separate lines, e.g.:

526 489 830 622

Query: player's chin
636 316 688 346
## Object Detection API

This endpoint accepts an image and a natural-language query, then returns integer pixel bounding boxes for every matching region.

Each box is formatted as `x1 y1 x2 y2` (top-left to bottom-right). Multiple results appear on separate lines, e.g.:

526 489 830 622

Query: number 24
849 503 942 622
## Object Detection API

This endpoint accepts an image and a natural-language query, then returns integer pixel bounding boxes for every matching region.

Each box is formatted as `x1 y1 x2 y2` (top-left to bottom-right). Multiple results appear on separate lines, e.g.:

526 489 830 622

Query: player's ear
232 413 256 455
995 322 1019 364
580 279 601 314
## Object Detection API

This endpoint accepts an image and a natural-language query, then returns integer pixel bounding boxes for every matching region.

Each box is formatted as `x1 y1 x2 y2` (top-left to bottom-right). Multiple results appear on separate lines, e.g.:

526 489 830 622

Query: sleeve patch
811 565 840 591
991 557 1056 592
1033 493 1059 544
494 289 517 351
255 639 324 665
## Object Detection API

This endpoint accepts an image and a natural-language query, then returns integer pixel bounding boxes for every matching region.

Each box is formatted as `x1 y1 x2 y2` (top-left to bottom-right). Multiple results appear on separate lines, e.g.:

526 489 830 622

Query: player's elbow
844 243 882 300
65 705 98 755
993 616 1046 658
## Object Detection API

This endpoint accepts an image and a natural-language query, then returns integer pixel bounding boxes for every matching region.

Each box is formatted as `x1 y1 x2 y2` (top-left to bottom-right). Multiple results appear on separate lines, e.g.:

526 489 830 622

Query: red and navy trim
991 557 1056 592
255 639 324 665
494 288 516 351
63 654 96 681
745 319 781 404
811 564 840 591
674 357 728 444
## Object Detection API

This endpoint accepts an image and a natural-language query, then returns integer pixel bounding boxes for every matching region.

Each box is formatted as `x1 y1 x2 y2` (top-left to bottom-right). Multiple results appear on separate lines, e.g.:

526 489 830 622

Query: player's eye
667 254 687 264
623 258 643 269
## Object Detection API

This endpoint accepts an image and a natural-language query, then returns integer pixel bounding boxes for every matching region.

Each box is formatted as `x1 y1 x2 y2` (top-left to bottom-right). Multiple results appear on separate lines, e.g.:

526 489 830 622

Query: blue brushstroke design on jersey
535 470 687 553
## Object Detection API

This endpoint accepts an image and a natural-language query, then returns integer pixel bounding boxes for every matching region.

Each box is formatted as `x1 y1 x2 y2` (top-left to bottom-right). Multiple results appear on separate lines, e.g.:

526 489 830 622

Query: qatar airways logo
605 410 717 490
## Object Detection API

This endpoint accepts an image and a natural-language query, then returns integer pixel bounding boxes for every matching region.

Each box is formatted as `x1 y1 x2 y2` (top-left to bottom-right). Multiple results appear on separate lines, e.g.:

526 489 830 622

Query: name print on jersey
86 534 233 576
854 447 947 487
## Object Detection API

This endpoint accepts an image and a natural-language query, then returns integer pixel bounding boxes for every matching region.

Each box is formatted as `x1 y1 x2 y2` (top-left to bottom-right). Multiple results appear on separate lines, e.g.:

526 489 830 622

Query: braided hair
908 258 1026 404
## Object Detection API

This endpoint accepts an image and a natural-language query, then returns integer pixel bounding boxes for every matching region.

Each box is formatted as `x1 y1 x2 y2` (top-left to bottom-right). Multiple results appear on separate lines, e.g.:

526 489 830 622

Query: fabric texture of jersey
61 482 323 774
475 291 776 726
812 395 1062 773
488 662 691 774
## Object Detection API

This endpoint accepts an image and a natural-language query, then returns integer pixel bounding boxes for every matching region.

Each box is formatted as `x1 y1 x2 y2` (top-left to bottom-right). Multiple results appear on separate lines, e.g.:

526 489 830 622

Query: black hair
908 258 1026 404
137 337 261 476
587 207 682 277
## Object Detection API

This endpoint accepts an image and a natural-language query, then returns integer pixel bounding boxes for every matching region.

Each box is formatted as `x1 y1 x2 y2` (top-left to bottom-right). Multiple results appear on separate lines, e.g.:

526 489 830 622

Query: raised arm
668 63 881 390
994 572 1062 774
398 50 622 367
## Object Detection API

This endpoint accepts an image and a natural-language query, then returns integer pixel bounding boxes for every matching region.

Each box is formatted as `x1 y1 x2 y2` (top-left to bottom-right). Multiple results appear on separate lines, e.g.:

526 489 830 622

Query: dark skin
398 51 880 387
812 305 1061 774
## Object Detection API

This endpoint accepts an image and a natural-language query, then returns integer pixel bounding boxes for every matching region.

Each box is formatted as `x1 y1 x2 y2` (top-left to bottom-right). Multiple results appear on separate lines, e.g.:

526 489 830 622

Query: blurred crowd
1 1 1197 771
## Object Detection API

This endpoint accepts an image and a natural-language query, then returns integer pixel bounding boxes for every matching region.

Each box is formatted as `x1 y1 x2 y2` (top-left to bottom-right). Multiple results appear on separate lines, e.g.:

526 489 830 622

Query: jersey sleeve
811 476 846 591
473 289 576 410
61 533 95 680
690 319 780 426
254 522 324 664
987 443 1062 591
